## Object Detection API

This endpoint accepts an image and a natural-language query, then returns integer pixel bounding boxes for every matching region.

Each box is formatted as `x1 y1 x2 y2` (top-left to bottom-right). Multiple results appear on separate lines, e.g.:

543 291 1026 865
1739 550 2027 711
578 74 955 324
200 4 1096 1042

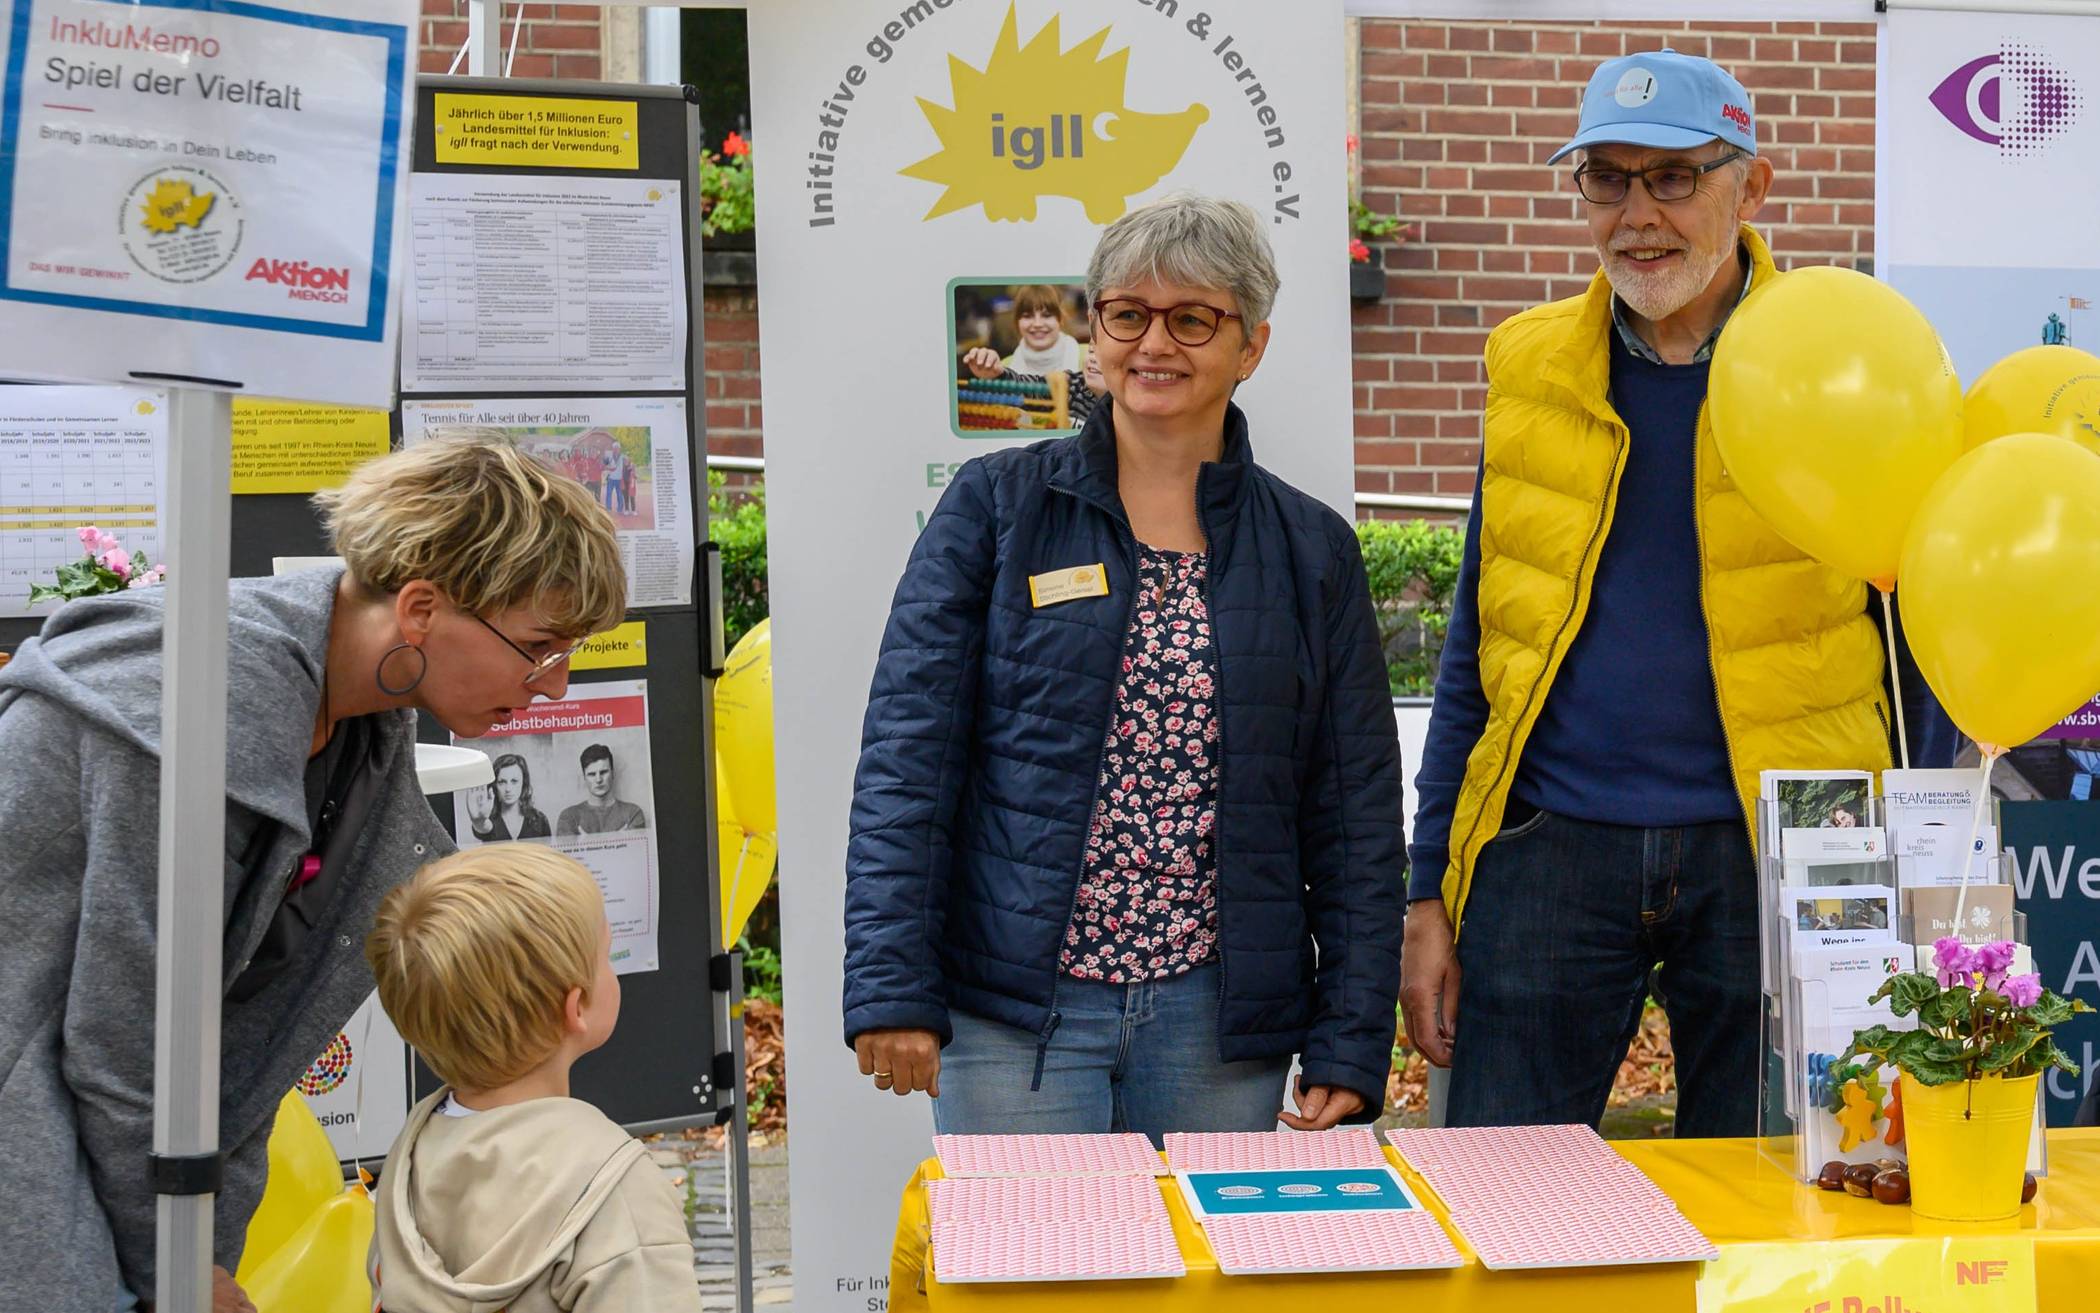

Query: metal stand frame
152 388 235 1312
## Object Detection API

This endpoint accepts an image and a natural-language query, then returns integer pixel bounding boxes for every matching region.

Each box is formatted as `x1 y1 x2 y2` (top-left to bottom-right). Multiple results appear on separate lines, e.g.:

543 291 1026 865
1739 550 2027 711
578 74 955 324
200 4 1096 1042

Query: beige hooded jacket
371 1090 701 1313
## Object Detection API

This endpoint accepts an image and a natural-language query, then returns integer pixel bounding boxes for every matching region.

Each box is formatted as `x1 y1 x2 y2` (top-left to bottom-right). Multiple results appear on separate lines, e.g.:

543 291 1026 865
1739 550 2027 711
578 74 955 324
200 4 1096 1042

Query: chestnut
1843 1162 1880 1198
1874 1158 1903 1174
2023 1173 2038 1204
1871 1169 1910 1205
1817 1161 1849 1191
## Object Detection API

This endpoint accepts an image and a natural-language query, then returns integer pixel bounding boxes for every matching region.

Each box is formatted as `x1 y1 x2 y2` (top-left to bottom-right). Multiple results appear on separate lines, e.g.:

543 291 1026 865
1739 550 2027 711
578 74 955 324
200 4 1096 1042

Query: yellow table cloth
889 1130 2100 1312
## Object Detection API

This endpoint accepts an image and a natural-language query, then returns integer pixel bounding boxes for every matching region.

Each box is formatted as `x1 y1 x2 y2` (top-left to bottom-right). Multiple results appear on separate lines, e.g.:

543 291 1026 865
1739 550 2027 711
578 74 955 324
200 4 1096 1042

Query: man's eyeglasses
473 614 586 687
1092 297 1242 348
1572 151 1743 205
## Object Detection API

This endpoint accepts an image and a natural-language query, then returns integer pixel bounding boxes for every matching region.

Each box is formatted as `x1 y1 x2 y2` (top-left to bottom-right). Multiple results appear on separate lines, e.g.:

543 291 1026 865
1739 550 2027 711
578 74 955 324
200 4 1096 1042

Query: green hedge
709 477 1462 697
709 471 769 651
1356 518 1463 697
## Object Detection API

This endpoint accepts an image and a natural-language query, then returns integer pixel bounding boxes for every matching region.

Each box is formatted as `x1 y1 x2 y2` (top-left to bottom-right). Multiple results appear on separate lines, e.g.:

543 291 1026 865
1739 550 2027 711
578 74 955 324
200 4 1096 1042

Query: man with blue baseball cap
1402 50 1952 1134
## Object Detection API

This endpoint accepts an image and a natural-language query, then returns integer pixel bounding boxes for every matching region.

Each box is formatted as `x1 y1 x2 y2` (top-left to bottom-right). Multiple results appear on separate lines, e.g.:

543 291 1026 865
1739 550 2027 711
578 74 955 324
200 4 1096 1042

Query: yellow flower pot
1899 1071 2038 1222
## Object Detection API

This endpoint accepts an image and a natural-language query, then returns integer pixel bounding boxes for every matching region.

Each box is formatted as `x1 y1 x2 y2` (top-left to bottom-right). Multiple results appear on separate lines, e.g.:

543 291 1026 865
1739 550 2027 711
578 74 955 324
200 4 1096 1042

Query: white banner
0 0 416 407
1879 7 2100 383
295 991 411 1165
750 1 1352 1306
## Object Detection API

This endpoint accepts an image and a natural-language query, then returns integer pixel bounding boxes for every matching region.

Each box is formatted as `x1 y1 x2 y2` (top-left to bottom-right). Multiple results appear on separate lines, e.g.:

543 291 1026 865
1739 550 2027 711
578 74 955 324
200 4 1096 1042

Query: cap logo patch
1721 103 1751 131
1613 68 1659 107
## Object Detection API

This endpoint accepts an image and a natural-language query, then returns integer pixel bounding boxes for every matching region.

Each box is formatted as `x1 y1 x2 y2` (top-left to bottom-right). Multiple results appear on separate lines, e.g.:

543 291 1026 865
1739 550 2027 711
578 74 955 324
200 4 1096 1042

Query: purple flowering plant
1844 937 2092 1086
27 525 165 606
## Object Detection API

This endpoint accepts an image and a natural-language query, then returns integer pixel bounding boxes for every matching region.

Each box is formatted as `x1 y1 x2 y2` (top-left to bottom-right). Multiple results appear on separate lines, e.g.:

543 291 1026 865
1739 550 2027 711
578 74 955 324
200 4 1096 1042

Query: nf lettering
1957 1259 2009 1284
991 114 1085 169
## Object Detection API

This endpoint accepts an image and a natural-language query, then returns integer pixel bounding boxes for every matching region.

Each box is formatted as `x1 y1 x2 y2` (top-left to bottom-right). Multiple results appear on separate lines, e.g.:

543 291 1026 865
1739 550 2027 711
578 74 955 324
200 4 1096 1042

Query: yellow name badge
1696 1237 2036 1313
1028 563 1109 608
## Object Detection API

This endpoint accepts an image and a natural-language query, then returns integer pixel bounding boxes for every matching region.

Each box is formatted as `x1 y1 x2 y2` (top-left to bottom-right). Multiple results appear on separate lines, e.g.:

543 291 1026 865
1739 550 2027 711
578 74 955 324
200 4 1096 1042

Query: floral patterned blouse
1060 545 1221 983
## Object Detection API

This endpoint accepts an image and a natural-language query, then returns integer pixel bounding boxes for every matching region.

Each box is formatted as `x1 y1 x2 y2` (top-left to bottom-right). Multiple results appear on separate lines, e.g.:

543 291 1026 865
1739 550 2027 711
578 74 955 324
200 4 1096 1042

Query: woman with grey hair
842 193 1406 1139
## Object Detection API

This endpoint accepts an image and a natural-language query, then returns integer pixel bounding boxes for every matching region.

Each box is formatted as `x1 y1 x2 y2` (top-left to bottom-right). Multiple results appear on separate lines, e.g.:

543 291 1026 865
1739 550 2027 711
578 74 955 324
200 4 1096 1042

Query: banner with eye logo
1879 8 2100 387
748 1 1351 1304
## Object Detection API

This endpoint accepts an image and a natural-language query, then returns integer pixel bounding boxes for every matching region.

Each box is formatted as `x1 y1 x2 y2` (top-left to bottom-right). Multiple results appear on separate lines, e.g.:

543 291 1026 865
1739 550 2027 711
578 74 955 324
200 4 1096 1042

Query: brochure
1784 884 1897 950
1790 945 1913 1171
1902 885 2016 945
1882 768 1994 886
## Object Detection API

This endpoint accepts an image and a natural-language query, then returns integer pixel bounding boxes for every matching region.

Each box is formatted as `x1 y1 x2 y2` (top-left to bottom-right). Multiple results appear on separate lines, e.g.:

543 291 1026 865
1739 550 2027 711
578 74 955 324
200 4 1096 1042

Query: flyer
453 679 660 974
402 396 694 608
0 383 167 618
402 172 688 393
229 398 390 495
0 0 416 406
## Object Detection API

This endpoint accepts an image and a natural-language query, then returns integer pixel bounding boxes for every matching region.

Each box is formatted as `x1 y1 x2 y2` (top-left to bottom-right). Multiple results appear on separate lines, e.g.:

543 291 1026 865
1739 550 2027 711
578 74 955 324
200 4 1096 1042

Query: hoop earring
376 642 428 697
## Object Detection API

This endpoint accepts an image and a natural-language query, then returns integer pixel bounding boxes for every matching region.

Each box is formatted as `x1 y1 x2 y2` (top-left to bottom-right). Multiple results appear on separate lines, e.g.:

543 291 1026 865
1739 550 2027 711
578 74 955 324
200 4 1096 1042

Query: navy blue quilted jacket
842 403 1407 1110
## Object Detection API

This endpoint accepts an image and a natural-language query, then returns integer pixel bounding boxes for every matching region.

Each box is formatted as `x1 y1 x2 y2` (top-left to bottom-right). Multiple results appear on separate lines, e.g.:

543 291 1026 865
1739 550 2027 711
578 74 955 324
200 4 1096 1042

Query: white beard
1605 238 1734 322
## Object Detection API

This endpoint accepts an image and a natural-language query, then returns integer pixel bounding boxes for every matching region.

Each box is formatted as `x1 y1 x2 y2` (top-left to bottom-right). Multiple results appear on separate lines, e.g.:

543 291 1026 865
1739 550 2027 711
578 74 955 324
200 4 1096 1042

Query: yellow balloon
1898 433 2100 750
236 1091 344 1283
1710 265 1965 588
715 620 776 835
722 829 781 950
241 1183 375 1313
1963 344 2100 456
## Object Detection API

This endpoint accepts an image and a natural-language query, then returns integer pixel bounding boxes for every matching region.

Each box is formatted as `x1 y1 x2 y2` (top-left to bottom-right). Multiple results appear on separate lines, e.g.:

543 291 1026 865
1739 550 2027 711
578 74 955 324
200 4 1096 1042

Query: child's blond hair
366 844 605 1090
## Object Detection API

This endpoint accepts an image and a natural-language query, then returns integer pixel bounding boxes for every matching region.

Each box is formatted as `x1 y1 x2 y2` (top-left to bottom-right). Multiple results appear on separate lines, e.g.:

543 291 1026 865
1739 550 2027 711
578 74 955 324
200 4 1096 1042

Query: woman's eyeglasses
473 614 586 687
1092 297 1242 348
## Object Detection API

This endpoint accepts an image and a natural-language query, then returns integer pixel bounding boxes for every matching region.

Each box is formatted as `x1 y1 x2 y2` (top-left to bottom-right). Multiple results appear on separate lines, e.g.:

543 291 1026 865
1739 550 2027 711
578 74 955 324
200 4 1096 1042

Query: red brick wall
1352 18 1877 505
705 286 766 482
417 0 603 80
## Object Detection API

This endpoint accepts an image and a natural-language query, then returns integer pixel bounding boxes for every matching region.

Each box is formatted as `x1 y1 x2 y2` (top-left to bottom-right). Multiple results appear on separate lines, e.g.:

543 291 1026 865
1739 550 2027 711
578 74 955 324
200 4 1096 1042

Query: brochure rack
1757 791 2044 1182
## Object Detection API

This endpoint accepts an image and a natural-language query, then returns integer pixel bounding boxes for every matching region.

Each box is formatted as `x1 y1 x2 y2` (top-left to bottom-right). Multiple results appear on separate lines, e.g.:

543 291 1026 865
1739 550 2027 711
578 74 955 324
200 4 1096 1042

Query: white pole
467 0 504 77
151 387 234 1313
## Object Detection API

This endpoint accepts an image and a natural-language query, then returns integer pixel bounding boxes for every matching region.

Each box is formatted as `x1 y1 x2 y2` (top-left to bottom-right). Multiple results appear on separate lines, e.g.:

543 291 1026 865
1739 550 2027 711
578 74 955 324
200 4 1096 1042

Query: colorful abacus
957 371 1071 432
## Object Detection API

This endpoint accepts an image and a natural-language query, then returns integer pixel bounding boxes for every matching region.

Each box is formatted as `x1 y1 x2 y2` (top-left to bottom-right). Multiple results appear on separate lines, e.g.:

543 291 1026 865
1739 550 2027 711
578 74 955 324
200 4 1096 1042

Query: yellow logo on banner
140 177 215 233
900 4 1207 223
1695 1237 2037 1313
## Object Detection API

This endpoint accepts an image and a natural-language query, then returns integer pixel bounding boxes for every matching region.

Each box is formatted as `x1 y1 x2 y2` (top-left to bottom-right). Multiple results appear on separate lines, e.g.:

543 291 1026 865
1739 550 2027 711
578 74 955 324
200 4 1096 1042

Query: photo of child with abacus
951 279 1107 437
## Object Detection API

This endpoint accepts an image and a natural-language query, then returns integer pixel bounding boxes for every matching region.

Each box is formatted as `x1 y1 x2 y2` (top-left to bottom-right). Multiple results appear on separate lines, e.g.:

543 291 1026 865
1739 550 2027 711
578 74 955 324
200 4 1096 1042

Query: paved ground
652 1137 796 1309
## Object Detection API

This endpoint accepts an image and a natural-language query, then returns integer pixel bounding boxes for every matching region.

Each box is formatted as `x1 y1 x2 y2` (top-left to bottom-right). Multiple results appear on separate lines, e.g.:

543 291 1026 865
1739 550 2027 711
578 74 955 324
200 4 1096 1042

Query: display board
3 76 730 1144
401 74 725 1135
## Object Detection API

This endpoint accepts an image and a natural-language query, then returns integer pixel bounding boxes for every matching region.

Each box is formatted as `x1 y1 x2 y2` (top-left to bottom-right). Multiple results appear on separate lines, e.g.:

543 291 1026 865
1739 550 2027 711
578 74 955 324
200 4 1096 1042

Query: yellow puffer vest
1440 226 1892 932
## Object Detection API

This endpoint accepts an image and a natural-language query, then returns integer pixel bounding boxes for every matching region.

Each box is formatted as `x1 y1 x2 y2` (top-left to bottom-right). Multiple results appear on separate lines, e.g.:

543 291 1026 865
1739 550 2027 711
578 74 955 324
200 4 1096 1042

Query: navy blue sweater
1408 334 1954 900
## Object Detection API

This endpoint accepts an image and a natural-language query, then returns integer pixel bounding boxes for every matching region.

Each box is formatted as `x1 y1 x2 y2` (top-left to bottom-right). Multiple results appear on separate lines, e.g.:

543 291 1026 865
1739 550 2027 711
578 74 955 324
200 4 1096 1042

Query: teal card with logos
1176 1166 1422 1216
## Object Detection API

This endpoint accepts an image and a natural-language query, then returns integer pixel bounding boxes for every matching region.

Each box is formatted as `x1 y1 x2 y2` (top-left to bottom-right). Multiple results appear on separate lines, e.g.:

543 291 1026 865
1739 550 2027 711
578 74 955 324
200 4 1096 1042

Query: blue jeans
1444 805 1761 1137
933 963 1291 1143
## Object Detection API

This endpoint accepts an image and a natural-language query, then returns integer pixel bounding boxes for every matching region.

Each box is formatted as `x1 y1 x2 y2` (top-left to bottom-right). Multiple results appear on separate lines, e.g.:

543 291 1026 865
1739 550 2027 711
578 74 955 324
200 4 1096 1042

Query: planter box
1350 252 1386 302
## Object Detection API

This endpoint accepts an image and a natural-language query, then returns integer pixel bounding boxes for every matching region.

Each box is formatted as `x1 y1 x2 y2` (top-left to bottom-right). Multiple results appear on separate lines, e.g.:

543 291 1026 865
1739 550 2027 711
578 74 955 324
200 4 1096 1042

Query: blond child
365 844 700 1312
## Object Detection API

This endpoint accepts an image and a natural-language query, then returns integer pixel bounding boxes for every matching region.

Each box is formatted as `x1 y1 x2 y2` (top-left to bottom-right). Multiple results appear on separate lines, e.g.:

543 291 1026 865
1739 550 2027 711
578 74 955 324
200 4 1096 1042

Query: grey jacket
0 567 455 1309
